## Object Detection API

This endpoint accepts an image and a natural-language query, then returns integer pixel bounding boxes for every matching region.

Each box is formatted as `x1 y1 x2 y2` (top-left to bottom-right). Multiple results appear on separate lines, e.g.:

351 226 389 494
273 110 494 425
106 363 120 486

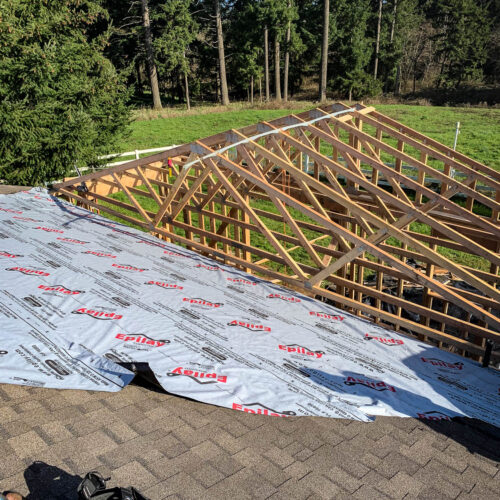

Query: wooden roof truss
54 103 500 362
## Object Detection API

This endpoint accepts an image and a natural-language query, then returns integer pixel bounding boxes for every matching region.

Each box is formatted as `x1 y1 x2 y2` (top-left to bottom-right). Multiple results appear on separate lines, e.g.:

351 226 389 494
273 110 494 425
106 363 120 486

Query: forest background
1 0 499 184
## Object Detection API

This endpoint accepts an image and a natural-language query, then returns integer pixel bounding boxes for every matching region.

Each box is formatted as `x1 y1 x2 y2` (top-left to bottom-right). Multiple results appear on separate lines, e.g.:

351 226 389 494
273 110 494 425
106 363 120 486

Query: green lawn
117 108 306 152
376 105 500 171
118 104 500 171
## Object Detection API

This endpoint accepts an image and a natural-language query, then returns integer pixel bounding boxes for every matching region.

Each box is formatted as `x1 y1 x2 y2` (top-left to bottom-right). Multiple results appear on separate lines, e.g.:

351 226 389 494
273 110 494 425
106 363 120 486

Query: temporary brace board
0 189 498 425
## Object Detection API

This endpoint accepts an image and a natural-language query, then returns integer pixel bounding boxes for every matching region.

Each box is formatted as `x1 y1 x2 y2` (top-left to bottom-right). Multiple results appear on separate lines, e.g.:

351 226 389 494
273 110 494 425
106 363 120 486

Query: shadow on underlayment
301 366 500 463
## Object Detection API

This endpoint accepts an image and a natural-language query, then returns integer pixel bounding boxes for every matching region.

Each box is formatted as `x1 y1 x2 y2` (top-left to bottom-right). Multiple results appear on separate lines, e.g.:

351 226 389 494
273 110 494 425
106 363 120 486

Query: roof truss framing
54 103 500 362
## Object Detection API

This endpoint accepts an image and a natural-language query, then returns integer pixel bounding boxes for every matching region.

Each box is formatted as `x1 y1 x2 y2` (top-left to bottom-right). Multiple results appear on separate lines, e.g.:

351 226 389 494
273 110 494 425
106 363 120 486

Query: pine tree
258 0 297 100
430 0 491 88
0 0 130 185
330 0 381 99
153 0 197 108
226 0 263 101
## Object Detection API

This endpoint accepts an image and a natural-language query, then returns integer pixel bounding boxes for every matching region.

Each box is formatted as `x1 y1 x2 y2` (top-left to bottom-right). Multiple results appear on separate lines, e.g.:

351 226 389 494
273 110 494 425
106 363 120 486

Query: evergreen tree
379 0 423 93
292 0 322 94
257 0 299 100
329 0 381 99
429 0 491 87
484 0 500 83
153 0 197 107
226 1 263 101
0 0 130 185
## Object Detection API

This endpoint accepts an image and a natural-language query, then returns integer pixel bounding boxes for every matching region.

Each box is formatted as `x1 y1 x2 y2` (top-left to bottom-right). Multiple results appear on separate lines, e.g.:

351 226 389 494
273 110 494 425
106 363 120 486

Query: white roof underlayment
0 189 498 425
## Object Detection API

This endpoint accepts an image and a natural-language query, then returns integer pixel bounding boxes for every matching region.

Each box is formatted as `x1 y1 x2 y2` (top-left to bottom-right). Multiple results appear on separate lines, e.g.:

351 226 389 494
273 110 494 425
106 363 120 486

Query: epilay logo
7 267 49 277
164 250 189 258
35 226 63 233
309 311 344 321
421 357 463 370
364 333 404 345
57 237 88 244
232 403 296 417
196 264 224 271
145 281 183 290
279 344 324 359
227 278 256 286
0 251 23 258
13 216 39 222
0 207 22 214
84 251 116 258
72 308 122 320
344 376 396 392
112 263 146 272
417 411 451 421
227 320 271 332
32 194 55 202
183 298 223 308
115 333 168 347
167 367 227 383
38 285 83 295
268 293 301 303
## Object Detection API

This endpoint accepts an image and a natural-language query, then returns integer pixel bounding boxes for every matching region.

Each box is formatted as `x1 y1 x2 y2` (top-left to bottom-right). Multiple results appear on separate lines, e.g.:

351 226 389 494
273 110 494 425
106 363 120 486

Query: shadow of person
299 366 500 463
400 348 500 462
24 462 83 500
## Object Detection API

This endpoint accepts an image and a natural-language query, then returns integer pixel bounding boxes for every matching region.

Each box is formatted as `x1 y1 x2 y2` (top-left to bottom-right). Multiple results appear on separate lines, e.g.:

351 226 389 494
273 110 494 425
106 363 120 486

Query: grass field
117 104 500 171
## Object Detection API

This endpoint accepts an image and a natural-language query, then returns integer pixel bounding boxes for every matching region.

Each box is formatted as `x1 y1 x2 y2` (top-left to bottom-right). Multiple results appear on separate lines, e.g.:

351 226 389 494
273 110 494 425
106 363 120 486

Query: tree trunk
395 64 401 95
390 0 397 44
374 0 383 79
183 52 190 110
259 76 262 102
176 74 184 101
264 26 270 102
215 68 219 102
184 73 190 110
387 0 398 93
141 0 162 109
274 37 281 101
135 59 143 95
250 75 254 104
283 5 291 102
215 0 229 105
319 0 329 102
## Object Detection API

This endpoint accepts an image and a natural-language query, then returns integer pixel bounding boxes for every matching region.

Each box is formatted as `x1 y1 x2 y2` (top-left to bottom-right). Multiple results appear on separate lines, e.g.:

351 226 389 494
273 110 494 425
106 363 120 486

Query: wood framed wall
53 103 500 363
